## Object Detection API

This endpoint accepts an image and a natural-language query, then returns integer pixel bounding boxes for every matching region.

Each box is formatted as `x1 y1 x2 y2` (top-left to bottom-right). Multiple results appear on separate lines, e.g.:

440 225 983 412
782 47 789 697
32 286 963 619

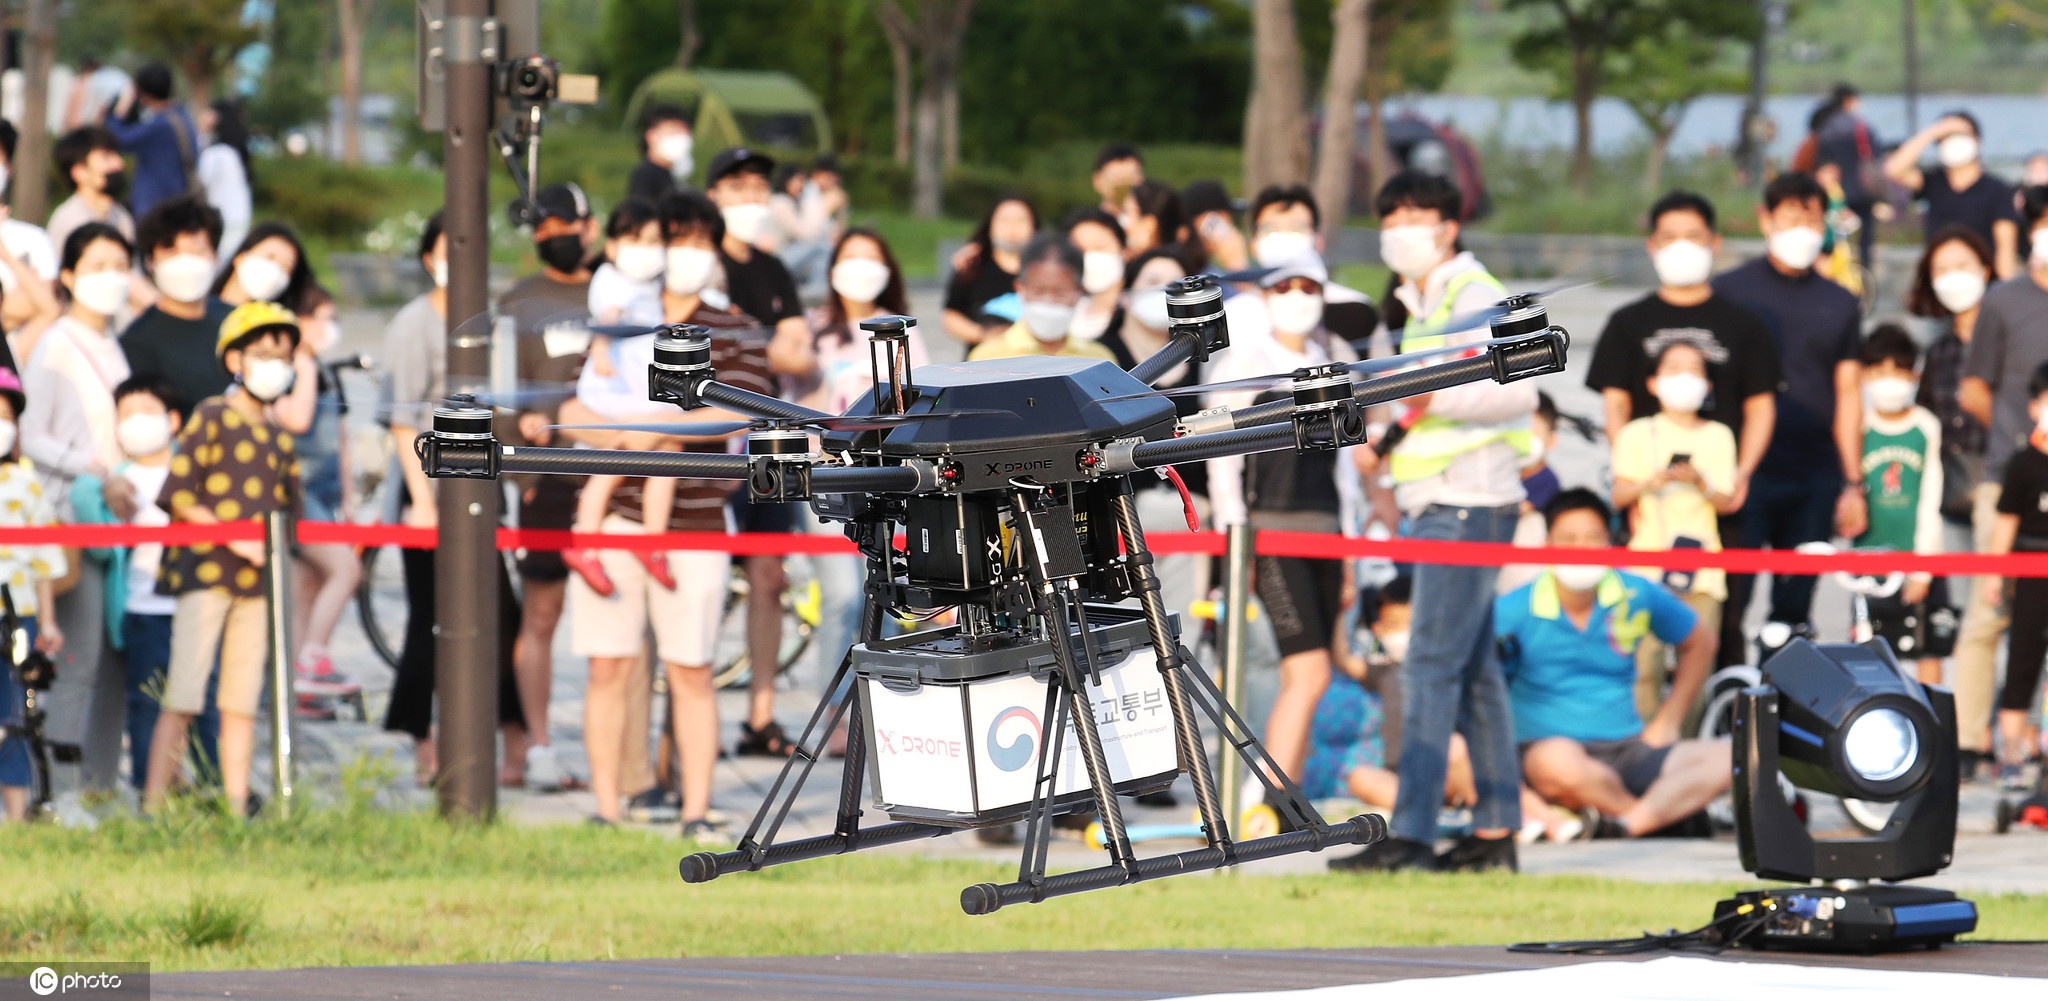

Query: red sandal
563 549 616 597
637 550 676 590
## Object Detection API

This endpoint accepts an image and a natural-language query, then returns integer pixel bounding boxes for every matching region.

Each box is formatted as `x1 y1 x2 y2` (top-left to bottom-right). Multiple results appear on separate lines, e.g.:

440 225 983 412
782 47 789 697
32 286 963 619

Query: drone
420 275 1570 914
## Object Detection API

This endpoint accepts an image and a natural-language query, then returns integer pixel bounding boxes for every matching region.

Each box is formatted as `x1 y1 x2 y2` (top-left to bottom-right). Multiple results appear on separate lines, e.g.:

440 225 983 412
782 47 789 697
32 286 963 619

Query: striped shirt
609 306 771 532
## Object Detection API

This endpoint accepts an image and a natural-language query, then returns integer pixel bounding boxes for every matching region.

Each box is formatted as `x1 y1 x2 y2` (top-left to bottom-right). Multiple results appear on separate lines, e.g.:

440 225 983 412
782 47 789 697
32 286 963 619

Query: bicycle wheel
711 565 816 690
355 545 409 670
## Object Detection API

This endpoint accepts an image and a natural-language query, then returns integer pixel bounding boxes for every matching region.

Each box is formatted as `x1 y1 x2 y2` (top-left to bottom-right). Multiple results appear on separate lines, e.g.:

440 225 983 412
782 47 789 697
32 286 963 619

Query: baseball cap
217 300 301 357
706 147 775 186
534 181 591 222
1248 257 1329 289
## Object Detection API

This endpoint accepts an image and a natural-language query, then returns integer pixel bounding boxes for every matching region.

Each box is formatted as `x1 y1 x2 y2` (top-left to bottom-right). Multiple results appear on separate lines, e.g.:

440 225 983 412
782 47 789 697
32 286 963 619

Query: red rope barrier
17 522 2048 576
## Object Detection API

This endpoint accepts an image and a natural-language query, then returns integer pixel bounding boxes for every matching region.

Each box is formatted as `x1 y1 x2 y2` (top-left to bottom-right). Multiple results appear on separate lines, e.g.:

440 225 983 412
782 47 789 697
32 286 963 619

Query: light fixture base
1711 885 1977 953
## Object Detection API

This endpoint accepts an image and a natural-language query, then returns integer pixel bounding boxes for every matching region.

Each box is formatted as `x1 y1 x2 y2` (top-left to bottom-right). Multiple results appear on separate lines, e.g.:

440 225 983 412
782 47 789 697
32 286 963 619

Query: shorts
516 476 581 582
729 490 799 535
165 589 268 717
569 514 731 666
1254 554 1343 659
1522 736 1671 797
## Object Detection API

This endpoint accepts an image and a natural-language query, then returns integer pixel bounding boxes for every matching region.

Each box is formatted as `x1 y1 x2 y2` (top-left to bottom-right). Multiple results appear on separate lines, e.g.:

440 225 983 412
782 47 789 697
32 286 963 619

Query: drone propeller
1130 275 1608 403
549 409 1019 438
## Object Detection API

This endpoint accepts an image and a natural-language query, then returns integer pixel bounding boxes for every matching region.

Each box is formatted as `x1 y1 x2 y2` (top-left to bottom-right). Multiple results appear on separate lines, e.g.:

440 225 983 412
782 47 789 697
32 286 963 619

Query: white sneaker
524 744 563 793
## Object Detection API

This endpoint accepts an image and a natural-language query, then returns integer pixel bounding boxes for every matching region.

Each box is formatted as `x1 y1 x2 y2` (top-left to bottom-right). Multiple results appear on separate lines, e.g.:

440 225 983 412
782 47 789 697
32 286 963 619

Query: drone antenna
861 314 918 415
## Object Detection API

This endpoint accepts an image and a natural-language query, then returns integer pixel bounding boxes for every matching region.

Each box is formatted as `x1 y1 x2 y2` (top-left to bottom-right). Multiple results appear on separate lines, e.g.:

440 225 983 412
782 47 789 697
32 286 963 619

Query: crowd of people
1 79 2044 886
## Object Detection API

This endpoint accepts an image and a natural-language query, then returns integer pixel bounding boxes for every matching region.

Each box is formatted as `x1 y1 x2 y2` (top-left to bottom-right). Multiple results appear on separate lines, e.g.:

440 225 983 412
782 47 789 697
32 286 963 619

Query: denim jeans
1392 503 1523 843
1739 471 1842 634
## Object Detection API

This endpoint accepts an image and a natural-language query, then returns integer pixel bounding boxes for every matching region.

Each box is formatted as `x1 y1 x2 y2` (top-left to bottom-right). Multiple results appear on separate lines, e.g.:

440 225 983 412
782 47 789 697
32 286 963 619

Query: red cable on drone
1161 465 1198 530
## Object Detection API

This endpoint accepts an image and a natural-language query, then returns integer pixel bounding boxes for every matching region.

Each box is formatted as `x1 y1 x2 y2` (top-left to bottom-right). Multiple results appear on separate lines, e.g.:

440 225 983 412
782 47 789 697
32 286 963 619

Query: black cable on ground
1508 903 1766 957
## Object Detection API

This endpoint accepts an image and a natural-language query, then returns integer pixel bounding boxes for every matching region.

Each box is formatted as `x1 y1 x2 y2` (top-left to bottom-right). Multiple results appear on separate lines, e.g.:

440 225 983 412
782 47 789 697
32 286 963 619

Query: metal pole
264 510 296 818
437 0 499 820
1216 522 1254 823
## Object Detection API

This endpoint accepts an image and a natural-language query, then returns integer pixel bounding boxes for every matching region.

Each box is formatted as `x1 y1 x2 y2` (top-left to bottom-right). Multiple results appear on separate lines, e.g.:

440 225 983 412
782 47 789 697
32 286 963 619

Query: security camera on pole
415 0 594 819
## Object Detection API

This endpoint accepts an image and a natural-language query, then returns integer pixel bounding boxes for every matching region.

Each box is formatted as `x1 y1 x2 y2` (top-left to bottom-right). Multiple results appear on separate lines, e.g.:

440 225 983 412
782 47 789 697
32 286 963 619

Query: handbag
1939 446 1980 524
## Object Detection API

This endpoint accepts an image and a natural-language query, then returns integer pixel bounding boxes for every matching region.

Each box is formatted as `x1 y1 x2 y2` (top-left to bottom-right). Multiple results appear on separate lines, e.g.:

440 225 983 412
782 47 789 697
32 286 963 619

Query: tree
1242 0 1309 195
15 0 57 224
1360 0 1456 207
674 0 701 69
126 0 261 111
250 0 331 142
877 0 973 218
1608 25 1747 195
1506 0 1655 190
878 8 913 163
1310 0 1370 244
335 0 377 164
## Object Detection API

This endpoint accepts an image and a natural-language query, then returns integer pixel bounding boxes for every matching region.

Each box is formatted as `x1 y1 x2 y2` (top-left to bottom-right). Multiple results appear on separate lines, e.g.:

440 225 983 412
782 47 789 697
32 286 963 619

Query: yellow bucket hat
216 300 301 357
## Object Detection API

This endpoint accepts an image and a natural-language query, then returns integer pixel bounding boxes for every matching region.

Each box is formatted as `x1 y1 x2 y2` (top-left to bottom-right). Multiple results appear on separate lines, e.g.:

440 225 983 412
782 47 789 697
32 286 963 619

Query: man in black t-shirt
700 147 816 758
1885 111 2022 277
122 194 234 410
1588 190 1782 669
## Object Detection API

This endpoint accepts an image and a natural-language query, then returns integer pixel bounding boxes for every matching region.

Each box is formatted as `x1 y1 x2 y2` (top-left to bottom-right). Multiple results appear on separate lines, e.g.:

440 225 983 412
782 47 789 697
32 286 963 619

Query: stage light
1719 637 1976 953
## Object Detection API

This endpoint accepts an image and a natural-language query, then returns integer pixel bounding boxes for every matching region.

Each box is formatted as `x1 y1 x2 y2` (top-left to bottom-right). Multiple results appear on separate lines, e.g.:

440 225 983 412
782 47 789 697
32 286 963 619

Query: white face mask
830 257 892 305
2037 408 2048 437
234 255 291 302
1081 251 1124 295
1020 299 1076 342
613 244 666 283
0 163 12 196
2032 231 2048 269
664 246 719 296
1938 134 1980 169
654 133 693 173
1379 223 1446 280
153 252 216 303
720 202 770 245
1552 563 1607 592
1765 225 1824 271
1653 372 1710 414
1651 239 1715 288
431 257 449 289
1266 289 1324 336
1524 435 1549 467
1254 230 1316 269
71 270 131 316
1376 629 1409 662
1129 287 1171 330
1932 269 1987 314
1068 306 1113 342
117 413 171 457
0 419 15 458
1864 376 1918 414
239 357 296 402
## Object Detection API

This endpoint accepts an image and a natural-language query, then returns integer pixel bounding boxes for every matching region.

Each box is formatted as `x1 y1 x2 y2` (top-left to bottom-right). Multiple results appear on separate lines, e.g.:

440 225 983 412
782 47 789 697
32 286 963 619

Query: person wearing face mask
552 191 771 830
627 104 695 206
1343 170 1530 873
1494 489 1729 840
966 234 1117 363
1206 263 1360 836
942 195 1039 351
588 197 667 330
379 211 532 788
1711 171 1867 656
1062 208 1129 346
47 126 134 255
1610 341 1736 723
1223 186 1377 347
120 195 233 412
1886 111 2022 278
210 223 312 310
1851 326 1952 687
264 284 363 721
1586 192 1781 669
141 302 308 818
704 147 813 382
0 366 68 822
1954 191 2048 776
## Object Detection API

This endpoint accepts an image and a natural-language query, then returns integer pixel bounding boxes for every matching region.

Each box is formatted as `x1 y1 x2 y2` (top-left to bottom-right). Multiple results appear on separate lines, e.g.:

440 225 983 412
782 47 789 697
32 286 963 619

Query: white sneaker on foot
524 744 563 792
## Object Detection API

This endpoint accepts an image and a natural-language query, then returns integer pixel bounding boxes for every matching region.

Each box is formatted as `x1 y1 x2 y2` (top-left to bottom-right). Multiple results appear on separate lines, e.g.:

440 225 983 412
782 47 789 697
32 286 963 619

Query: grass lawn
3 797 2046 973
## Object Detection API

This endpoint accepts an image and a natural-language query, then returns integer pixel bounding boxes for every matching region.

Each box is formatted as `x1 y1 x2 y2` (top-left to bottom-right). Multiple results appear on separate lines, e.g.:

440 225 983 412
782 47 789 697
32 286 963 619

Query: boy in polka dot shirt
141 302 301 817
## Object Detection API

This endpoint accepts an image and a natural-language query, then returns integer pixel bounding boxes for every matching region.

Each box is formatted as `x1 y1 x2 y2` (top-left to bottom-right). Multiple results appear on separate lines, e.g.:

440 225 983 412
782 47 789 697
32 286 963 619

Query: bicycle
0 584 67 821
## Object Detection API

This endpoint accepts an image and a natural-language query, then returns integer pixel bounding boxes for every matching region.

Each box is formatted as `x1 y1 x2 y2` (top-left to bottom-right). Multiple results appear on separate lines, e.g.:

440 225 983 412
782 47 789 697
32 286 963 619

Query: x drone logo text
987 707 1039 772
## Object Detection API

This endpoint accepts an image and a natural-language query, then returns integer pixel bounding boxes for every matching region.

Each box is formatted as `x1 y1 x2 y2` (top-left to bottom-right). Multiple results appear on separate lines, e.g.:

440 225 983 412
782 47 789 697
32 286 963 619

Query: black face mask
536 234 586 273
102 169 128 200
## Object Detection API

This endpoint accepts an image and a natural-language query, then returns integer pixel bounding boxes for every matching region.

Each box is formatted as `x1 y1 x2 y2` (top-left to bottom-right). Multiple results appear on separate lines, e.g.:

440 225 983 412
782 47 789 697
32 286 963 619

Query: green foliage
247 0 332 139
119 0 261 91
1370 0 1460 97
